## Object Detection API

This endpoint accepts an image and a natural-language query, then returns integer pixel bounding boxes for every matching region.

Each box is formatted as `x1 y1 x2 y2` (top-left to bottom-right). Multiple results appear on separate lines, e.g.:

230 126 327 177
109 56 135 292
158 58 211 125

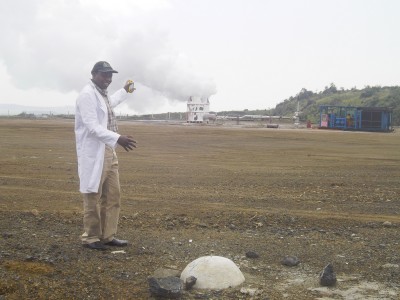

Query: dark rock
148 276 183 298
319 263 337 286
246 251 260 259
185 276 197 290
61 255 70 262
281 256 300 266
25 255 35 262
2 232 13 238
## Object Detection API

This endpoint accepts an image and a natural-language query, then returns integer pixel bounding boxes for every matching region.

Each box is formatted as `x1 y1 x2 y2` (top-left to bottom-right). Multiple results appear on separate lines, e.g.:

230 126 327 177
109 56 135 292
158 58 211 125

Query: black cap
91 61 118 73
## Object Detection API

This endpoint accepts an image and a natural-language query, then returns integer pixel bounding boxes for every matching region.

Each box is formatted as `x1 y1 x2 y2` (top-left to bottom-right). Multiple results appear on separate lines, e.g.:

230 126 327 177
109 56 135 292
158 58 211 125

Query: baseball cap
91 61 118 73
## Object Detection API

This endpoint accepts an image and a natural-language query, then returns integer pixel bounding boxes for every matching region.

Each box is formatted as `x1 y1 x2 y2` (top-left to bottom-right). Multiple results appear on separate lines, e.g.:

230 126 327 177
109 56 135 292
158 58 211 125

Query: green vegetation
219 84 400 125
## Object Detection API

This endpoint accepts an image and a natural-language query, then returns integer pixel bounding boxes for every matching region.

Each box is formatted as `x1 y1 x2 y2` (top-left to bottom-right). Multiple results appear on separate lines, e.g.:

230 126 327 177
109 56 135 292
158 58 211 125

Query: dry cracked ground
0 119 399 299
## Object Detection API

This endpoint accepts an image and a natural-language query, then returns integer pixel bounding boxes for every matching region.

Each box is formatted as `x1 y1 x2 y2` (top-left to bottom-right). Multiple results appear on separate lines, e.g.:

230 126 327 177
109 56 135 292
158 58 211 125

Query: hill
217 84 400 125
272 84 400 125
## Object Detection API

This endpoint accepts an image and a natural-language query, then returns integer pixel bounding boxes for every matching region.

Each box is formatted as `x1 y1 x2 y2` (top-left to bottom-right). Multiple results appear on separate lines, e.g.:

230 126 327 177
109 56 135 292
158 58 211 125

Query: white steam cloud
0 0 216 113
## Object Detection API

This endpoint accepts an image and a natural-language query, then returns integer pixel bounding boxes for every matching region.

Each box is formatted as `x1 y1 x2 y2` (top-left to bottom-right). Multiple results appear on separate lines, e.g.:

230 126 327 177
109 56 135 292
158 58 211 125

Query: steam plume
0 0 216 113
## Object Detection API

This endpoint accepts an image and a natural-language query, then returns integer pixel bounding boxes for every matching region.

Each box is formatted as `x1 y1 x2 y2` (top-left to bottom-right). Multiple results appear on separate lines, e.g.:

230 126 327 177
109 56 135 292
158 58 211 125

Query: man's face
92 71 113 89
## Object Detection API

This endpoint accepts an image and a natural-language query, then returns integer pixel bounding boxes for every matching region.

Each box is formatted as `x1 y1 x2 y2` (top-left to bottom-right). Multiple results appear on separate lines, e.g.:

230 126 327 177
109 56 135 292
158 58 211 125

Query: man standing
75 61 136 250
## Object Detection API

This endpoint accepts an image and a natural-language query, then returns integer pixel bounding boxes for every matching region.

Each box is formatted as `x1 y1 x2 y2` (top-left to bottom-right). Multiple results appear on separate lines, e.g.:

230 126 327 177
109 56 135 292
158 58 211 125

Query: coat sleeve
109 88 128 108
76 89 120 147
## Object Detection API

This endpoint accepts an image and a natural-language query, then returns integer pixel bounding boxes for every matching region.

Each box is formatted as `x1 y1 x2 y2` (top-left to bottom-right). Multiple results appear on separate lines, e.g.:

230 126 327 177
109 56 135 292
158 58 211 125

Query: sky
1 0 400 115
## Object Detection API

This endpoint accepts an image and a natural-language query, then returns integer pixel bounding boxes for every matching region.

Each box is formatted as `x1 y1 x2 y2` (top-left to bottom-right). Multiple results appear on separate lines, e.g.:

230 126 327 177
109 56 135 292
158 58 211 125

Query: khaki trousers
81 146 121 244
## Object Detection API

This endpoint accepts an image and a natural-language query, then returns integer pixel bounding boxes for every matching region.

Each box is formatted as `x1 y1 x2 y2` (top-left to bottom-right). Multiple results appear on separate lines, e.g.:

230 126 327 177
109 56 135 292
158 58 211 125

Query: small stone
382 221 392 227
381 263 399 269
111 250 126 254
281 256 300 267
25 255 35 261
319 263 337 286
185 276 197 290
246 251 260 259
148 276 183 299
31 209 39 216
240 287 259 296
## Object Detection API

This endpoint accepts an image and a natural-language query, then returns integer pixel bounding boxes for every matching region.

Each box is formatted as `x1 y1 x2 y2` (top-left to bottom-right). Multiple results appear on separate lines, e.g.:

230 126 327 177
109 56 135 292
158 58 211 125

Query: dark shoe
83 241 108 251
104 238 128 247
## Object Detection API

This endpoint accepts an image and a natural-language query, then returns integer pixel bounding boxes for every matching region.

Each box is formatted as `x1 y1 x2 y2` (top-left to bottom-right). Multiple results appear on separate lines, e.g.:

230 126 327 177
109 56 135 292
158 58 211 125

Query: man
75 61 136 250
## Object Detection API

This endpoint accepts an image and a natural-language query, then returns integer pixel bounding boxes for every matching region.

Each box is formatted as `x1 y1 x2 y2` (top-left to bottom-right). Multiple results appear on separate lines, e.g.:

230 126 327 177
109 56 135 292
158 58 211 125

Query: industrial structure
319 105 393 132
187 96 215 123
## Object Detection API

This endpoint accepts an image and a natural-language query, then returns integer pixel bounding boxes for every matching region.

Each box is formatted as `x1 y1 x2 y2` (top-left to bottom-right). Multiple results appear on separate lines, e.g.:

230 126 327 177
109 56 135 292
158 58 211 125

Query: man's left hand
117 135 137 152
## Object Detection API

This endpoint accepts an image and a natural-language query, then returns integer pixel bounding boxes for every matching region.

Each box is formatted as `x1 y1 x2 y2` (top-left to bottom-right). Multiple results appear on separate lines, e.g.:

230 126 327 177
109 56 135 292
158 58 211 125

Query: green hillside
272 84 400 125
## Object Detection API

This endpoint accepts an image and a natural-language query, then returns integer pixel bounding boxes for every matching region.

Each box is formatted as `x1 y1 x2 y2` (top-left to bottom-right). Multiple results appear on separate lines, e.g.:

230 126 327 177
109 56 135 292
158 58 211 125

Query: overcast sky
1 0 399 115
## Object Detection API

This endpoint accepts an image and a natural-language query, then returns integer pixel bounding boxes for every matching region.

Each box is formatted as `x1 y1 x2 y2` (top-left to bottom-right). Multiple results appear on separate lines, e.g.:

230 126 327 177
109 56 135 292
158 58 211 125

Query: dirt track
0 119 399 299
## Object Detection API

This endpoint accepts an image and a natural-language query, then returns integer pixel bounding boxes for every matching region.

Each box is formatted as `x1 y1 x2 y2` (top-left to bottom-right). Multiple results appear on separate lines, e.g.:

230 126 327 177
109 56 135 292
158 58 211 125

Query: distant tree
322 83 338 95
297 88 314 100
360 86 380 98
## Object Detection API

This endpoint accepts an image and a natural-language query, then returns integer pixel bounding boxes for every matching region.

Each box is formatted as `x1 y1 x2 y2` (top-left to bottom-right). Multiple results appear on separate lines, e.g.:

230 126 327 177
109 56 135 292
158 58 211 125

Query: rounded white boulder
180 256 245 290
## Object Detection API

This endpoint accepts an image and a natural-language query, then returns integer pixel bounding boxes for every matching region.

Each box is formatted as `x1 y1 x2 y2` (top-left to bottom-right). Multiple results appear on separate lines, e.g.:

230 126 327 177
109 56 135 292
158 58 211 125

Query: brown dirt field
0 119 399 299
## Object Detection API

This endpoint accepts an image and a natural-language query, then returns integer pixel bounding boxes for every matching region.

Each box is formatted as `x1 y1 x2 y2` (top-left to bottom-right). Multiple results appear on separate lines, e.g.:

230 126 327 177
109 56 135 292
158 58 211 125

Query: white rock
240 287 259 296
180 256 245 290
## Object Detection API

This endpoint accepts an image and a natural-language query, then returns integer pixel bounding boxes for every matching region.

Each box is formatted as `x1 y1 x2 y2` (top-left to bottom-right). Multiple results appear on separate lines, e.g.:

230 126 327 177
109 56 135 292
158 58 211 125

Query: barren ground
0 119 399 299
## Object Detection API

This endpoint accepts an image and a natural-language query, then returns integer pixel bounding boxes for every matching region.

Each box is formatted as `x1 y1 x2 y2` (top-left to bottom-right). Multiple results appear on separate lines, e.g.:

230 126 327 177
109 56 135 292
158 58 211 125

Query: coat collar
89 81 107 114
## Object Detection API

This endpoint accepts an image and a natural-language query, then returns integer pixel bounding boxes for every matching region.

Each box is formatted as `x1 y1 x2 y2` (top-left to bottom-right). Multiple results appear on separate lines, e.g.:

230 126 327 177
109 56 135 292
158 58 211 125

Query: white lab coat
75 81 128 193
